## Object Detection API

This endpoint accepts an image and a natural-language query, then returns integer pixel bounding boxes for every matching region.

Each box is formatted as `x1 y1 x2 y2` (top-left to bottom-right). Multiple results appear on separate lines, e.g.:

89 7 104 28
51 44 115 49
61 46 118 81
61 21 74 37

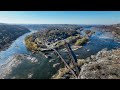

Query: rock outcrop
52 48 120 79
79 48 120 79
0 54 39 79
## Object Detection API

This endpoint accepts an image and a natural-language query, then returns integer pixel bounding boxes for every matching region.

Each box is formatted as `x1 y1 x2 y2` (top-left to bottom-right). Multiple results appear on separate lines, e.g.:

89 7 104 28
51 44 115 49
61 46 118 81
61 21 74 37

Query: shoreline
0 43 12 52
0 54 39 79
52 48 120 79
0 55 22 79
0 31 31 52
0 27 119 79
93 27 120 40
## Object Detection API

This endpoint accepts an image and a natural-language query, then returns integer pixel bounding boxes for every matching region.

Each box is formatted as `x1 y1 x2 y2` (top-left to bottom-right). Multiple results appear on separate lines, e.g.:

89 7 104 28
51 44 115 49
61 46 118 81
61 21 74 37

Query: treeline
96 24 120 38
20 24 83 31
25 25 91 52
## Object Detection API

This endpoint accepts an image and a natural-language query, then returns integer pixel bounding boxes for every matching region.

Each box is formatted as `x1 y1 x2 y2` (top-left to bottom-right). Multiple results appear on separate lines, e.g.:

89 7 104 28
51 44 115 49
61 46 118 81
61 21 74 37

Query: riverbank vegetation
95 24 120 39
1 24 120 79
0 23 30 51
25 28 90 52
75 37 88 46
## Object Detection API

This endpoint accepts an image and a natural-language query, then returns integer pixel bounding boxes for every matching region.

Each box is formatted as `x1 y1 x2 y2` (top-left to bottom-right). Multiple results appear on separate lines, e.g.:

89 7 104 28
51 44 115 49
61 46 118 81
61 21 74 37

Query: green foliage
66 34 81 43
75 37 88 46
25 35 38 51
54 41 65 48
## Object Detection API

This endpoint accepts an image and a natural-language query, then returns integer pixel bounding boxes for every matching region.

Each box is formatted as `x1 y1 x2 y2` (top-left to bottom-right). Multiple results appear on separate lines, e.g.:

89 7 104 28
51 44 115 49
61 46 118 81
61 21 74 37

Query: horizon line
3 23 113 25
0 22 118 25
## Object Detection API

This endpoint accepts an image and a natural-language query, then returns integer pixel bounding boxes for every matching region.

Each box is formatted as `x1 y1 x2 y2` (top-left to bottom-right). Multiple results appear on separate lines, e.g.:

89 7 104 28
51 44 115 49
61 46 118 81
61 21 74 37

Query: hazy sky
0 11 120 24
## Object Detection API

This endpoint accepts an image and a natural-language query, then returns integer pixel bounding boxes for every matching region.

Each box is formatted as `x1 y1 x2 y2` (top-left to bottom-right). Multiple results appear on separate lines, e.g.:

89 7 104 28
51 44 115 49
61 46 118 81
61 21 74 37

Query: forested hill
19 24 83 31
0 23 30 50
95 24 120 39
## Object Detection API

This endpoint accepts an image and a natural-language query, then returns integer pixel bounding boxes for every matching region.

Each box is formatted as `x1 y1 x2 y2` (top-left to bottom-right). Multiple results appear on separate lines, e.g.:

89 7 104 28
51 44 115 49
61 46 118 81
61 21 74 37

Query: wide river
0 27 120 79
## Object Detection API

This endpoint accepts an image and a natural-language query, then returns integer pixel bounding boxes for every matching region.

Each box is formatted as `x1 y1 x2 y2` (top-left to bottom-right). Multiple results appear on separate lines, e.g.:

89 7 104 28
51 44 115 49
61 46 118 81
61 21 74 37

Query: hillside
95 24 120 39
0 23 30 51
20 24 83 31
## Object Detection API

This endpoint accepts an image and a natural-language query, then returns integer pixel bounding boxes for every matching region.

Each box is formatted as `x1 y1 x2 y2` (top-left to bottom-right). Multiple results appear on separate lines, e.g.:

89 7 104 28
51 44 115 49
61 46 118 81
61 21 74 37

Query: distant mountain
0 23 30 51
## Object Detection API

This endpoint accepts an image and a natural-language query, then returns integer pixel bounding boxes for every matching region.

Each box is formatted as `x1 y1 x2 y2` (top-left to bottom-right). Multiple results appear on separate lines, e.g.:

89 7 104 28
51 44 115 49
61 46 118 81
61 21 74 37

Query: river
0 27 120 79
74 27 120 59
0 31 34 65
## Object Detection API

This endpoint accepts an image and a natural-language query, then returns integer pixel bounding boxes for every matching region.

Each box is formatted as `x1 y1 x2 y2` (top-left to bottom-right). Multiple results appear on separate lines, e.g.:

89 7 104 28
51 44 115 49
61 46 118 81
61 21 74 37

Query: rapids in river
0 27 120 79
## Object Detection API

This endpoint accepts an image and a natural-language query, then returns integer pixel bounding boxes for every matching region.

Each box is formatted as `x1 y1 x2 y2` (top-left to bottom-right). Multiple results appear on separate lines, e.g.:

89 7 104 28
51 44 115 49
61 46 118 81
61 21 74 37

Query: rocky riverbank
0 54 39 79
79 48 120 79
52 48 120 79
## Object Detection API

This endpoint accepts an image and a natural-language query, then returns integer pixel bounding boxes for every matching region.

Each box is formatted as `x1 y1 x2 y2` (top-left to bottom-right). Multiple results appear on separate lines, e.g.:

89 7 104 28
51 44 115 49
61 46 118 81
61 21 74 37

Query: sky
0 11 120 25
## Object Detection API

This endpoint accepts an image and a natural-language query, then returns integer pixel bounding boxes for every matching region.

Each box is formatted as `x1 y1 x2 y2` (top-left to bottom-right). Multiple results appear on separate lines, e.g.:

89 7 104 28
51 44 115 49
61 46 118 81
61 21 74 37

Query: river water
74 28 120 59
0 31 34 65
0 27 120 79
